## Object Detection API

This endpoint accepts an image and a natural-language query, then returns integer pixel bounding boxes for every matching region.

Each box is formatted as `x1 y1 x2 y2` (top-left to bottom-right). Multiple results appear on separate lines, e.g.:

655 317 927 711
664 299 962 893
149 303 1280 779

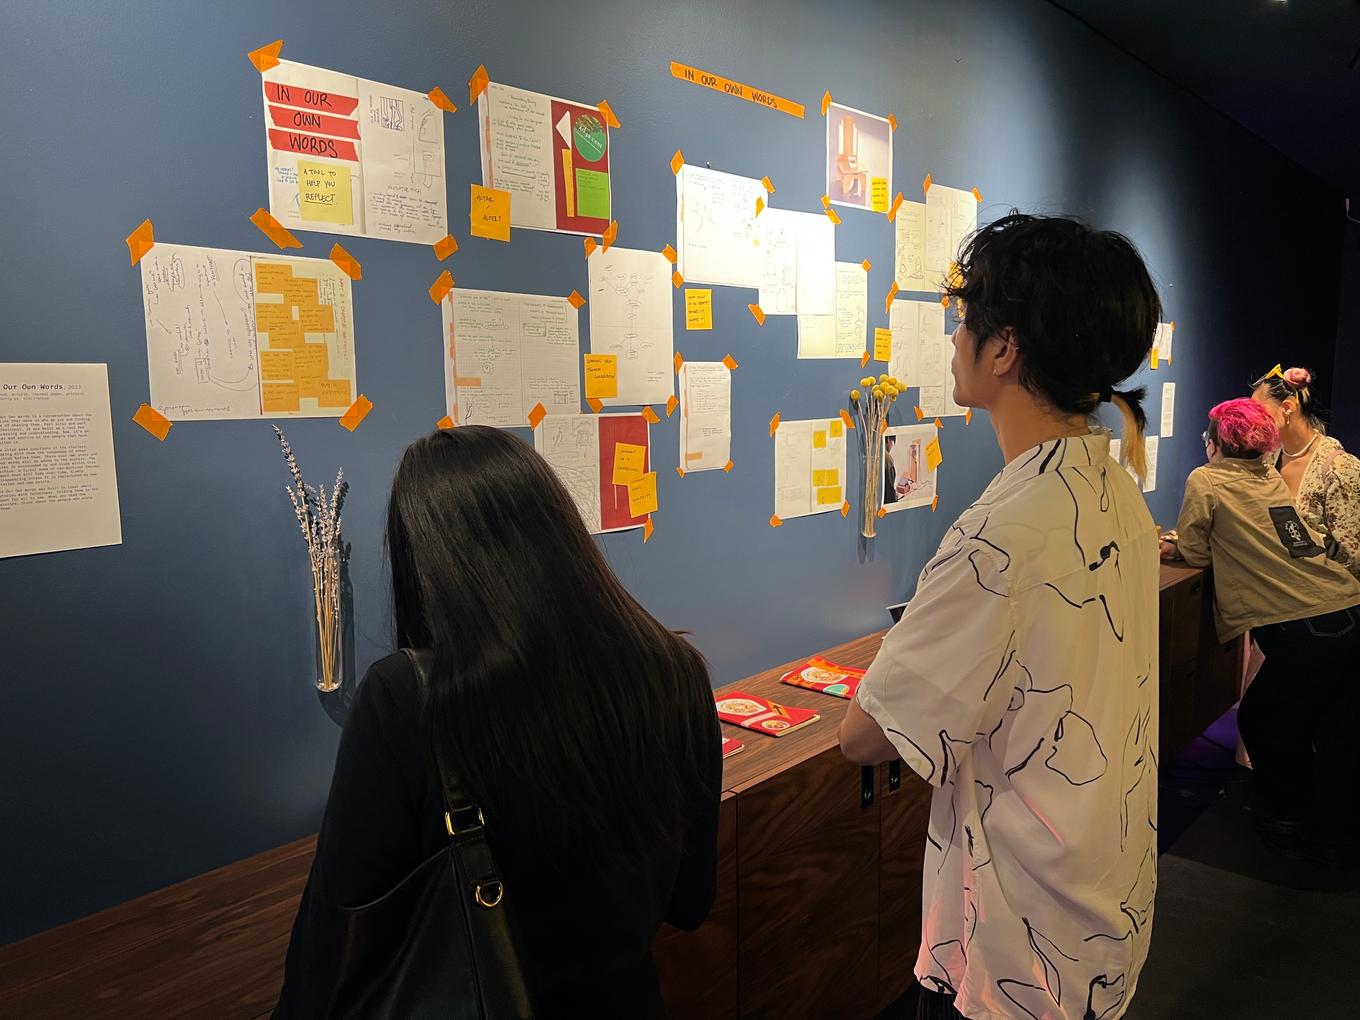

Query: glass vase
862 430 884 539
313 597 343 693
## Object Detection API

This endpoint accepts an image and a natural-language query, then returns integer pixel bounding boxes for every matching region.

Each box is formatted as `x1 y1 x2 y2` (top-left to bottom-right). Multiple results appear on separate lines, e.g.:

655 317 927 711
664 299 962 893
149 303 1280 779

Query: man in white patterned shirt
841 214 1162 1020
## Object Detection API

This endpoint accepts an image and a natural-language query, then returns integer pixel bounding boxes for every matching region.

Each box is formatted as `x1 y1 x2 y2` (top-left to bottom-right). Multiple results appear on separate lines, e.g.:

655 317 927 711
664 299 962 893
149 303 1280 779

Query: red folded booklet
778 656 865 700
721 736 744 759
715 691 820 737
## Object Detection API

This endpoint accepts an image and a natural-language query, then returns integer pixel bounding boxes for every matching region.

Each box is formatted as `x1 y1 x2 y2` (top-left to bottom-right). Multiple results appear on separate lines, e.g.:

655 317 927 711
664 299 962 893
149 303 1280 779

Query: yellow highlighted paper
627 472 659 517
297 161 354 225
612 443 647 485
685 289 713 330
584 353 619 399
470 184 511 241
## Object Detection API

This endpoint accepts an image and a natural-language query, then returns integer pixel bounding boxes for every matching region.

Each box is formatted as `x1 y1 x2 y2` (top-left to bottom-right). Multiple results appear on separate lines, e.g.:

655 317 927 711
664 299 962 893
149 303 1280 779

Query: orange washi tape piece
666 395 679 417
934 417 944 429
820 90 832 116
429 270 454 304
861 350 870 368
755 196 765 217
931 495 939 512
671 150 685 175
586 397 603 413
567 290 586 309
839 408 855 430
861 258 872 273
841 501 851 517
673 352 684 373
601 220 619 251
339 395 373 432
428 87 458 114
597 99 621 128
922 173 933 195
761 176 775 193
972 187 983 203
527 402 547 429
248 40 283 72
876 506 887 519
584 237 598 259
434 234 459 260
820 194 831 209
468 64 490 105
676 466 686 478
250 208 302 250
132 403 171 441
888 192 904 222
671 270 684 288
887 113 898 132
749 304 766 326
723 460 734 473
662 244 678 264
769 412 781 436
642 406 661 424
965 408 974 425
436 415 455 430
722 354 739 371
126 219 155 266
770 514 784 528
329 243 362 281
914 405 925 422
825 208 841 225
643 517 654 543
885 282 899 314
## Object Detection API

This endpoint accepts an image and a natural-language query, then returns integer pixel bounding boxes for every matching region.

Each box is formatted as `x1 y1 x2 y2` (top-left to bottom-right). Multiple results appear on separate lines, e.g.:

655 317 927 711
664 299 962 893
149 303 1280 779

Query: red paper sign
264 80 359 115
267 104 360 139
268 128 359 162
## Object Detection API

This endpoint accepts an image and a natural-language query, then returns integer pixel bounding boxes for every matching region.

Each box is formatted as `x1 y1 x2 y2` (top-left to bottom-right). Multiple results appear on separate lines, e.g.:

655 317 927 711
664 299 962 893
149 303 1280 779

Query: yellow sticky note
870 177 889 213
812 469 826 487
612 443 647 485
816 486 843 505
254 261 294 293
823 468 839 487
470 184 511 241
258 349 295 382
685 289 713 330
873 327 892 362
318 378 353 409
926 437 943 472
812 430 827 449
253 301 296 332
261 382 301 413
297 302 335 333
584 353 618 399
1150 348 1160 370
627 471 658 517
297 160 354 225
830 419 844 439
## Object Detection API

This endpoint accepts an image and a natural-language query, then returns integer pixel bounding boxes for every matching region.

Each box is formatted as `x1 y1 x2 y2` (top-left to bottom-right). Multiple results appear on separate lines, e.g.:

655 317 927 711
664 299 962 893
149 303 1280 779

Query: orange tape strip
676 466 686 478
671 150 685 175
427 87 458 114
671 270 684 289
934 417 944 429
248 40 283 73
673 352 684 373
643 517 655 543
436 415 455 430
914 405 925 422
250 208 302 250
601 220 619 251
885 281 899 314
597 99 621 128
722 354 739 371
567 290 586 309
972 186 983 203
761 176 775 193
861 258 872 273
126 219 155 266
433 234 459 260
132 403 172 441
887 192 904 222
748 303 766 326
429 269 454 304
527 402 547 429
887 113 897 132
839 408 855 430
723 460 734 473
840 501 850 517
965 408 973 425
820 90 832 115
669 62 805 118
861 350 871 368
587 397 603 413
770 514 784 528
339 394 373 432
642 406 660 424
584 237 598 259
931 495 939 512
876 506 887 519
923 173 933 195
329 243 362 281
468 64 490 105
662 243 678 264
820 195 831 209
825 208 841 226
666 394 679 417
755 196 765 217
769 411 781 436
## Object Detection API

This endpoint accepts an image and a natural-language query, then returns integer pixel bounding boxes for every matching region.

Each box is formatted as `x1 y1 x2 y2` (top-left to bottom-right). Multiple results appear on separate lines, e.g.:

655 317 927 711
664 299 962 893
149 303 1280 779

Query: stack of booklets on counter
715 692 820 737
778 656 865 700
721 736 744 758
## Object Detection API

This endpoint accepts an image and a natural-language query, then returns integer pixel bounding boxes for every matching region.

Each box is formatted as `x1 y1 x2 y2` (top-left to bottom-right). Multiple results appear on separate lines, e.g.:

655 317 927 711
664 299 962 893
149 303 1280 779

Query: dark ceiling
1050 0 1360 196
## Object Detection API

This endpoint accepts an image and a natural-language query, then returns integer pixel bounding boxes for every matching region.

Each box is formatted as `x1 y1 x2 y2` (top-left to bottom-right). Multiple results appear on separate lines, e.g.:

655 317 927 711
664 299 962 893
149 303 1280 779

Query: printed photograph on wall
825 103 893 213
882 423 937 511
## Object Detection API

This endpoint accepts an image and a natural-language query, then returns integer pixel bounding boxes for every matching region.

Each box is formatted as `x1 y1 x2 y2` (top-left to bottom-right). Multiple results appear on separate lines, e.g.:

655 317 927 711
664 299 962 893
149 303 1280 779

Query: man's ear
990 327 1021 378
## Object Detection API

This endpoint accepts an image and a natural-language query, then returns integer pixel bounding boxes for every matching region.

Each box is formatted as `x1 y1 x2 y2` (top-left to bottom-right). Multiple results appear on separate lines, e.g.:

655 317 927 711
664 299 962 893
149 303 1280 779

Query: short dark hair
945 212 1161 433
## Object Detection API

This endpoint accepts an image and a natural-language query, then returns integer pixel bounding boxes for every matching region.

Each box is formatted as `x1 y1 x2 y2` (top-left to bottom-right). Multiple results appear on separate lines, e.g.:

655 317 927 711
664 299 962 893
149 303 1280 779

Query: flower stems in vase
849 372 906 539
274 427 348 693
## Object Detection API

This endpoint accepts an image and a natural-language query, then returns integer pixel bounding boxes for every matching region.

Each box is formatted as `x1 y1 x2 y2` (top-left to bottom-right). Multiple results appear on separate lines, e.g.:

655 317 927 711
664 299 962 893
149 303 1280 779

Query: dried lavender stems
274 427 348 692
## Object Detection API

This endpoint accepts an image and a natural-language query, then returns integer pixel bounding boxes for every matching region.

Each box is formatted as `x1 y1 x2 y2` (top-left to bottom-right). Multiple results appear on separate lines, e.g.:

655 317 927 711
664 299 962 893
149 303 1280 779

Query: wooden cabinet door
877 760 932 1012
655 794 739 1019
735 748 880 1019
1159 573 1203 760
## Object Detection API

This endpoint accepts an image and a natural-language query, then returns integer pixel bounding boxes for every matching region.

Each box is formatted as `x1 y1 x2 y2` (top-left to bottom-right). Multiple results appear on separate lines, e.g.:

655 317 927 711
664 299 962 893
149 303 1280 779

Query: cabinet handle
888 759 902 792
861 766 875 809
1190 581 1201 594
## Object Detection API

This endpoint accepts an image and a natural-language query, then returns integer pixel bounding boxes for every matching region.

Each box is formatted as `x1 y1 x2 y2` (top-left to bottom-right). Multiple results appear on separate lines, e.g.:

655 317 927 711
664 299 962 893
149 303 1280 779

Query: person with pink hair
1162 398 1360 862
1252 366 1360 579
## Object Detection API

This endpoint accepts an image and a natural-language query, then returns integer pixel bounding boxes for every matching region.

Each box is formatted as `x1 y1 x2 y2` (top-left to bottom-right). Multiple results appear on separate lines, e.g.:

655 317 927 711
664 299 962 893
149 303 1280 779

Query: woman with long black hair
277 426 722 1017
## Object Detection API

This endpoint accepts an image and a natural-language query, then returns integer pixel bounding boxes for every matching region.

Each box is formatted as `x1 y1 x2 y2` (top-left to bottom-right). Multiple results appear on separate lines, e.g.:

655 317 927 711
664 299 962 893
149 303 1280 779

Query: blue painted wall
0 0 1343 942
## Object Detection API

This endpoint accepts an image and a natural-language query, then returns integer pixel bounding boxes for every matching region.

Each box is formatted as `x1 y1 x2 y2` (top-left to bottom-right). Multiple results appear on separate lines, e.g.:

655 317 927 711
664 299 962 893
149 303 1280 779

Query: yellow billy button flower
851 389 862 401
872 386 884 399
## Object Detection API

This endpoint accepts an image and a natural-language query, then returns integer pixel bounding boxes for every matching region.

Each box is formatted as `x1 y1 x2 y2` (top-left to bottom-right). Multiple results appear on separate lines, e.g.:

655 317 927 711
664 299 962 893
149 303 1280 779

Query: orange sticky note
125 219 155 266
132 403 172 441
825 208 841 225
887 192 904 222
769 412 781 436
627 472 659 517
250 208 302 250
253 261 293 293
641 405 661 424
468 64 490 105
643 517 655 542
261 382 301 414
338 394 373 431
666 394 679 417
527 401 547 429
293 343 329 396
429 270 454 304
613 442 648 485
427 86 457 113
253 301 293 332
748 303 766 326
597 99 621 128
601 220 619 251
329 243 362 281
820 90 832 115
265 318 305 348
433 234 459 260
259 349 296 382
281 276 318 306
770 514 783 528
662 243 678 264
671 270 684 289
922 173 933 195
318 379 354 410
1150 348 1160 369
722 354 739 371
568 289 586 310
584 237 598 259
248 39 283 73
671 150 685 175
817 486 843 506
470 185 511 241
685 289 712 330
297 302 335 334
861 258 872 273
874 327 892 362
926 437 943 473
436 415 455 430
584 353 618 399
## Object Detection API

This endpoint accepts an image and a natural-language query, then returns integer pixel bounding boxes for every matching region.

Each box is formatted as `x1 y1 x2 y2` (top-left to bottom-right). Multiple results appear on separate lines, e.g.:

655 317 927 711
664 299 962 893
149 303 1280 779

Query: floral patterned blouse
1293 434 1360 580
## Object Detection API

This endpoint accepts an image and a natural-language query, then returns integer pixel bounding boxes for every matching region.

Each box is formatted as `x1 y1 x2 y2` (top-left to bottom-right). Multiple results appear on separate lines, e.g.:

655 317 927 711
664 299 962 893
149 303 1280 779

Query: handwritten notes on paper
759 209 835 316
679 361 732 473
893 199 928 291
442 289 580 427
774 418 848 521
675 165 765 288
1161 382 1175 438
797 262 868 360
140 243 356 420
1143 436 1159 494
584 353 619 399
888 299 946 393
535 413 651 533
685 289 713 330
873 327 892 362
588 247 674 406
262 60 447 244
924 183 977 292
470 184 511 241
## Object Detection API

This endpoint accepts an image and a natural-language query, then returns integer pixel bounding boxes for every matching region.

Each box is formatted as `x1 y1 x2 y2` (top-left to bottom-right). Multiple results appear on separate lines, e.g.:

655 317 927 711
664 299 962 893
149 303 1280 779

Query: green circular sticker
573 113 608 163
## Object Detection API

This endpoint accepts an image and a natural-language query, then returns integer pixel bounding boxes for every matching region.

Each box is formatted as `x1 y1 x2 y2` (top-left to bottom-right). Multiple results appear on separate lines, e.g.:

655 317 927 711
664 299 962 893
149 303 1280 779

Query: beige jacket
1175 457 1360 642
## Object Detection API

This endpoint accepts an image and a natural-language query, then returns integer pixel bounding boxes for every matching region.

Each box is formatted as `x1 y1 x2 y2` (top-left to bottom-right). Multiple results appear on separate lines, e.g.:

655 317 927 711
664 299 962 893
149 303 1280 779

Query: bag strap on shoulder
400 648 486 837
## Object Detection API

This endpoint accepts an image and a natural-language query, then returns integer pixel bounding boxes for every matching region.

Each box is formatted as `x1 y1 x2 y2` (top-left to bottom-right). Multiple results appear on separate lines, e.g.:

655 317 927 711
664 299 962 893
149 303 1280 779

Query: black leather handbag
328 649 534 1019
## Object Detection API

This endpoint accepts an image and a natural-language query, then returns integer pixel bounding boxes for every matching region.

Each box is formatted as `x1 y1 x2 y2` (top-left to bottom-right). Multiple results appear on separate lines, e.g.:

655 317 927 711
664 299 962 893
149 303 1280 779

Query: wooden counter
0 566 1240 1019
